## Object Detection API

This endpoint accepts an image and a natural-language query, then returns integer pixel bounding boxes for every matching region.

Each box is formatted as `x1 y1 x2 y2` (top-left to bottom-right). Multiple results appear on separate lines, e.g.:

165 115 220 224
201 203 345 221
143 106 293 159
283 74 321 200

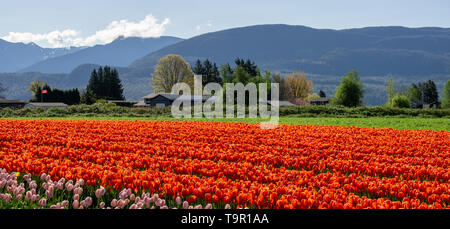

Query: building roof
26 103 69 107
133 101 150 107
259 100 295 106
0 99 27 104
143 93 180 100
310 97 332 102
143 93 216 102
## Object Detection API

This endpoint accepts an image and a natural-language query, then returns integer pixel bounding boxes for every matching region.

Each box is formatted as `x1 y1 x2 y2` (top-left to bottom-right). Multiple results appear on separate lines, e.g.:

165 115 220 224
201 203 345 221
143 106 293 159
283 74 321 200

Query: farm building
0 99 27 108
310 98 332 106
25 103 69 109
142 93 217 107
259 100 295 107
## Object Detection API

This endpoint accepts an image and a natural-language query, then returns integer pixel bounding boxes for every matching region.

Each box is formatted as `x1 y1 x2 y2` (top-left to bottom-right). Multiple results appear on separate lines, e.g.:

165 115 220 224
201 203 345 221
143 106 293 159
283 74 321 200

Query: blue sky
1 0 449 47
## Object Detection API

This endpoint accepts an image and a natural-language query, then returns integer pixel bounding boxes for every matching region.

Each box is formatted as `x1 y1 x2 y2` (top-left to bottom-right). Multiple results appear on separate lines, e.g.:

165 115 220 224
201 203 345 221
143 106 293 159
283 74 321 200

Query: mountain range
0 39 84 73
18 36 183 73
1 24 449 105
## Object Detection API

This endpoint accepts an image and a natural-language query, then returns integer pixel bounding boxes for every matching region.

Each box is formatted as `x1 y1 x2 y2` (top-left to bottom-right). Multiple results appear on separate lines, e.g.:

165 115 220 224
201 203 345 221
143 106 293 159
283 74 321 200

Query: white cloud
2 30 80 48
1 14 170 48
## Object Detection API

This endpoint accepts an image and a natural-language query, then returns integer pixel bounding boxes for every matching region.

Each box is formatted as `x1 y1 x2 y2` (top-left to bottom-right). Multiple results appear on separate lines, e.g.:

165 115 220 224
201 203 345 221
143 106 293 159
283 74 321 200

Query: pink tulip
84 197 93 207
225 204 231 209
61 200 69 207
3 194 12 202
25 191 32 201
205 204 212 209
15 194 22 201
118 199 127 209
111 199 118 207
144 197 151 208
74 187 83 195
73 194 80 201
95 187 106 198
65 180 73 190
183 201 189 209
66 184 74 192
32 194 40 202
73 200 80 209
38 198 47 206
45 189 53 198
100 202 105 208
155 199 161 207
29 181 37 190
176 196 182 205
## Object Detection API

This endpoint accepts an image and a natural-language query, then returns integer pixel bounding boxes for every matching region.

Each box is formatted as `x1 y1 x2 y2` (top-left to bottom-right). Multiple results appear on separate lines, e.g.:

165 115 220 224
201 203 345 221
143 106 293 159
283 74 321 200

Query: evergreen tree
86 66 125 100
192 59 205 76
220 64 234 83
87 70 99 96
319 90 326 98
235 58 259 77
80 89 97 105
0 82 6 99
109 68 124 100
421 80 438 104
192 59 222 85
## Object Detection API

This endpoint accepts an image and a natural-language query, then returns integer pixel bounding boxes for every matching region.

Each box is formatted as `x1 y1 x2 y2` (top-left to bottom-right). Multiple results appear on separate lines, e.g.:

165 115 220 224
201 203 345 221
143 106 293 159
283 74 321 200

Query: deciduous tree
152 55 194 93
332 70 364 107
442 80 450 109
284 72 313 101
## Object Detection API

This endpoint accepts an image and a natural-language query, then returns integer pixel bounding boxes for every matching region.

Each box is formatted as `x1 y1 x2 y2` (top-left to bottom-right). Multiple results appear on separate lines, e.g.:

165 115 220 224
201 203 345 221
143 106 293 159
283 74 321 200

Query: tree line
27 81 80 105
385 78 448 108
27 66 124 105
151 55 360 106
151 54 450 109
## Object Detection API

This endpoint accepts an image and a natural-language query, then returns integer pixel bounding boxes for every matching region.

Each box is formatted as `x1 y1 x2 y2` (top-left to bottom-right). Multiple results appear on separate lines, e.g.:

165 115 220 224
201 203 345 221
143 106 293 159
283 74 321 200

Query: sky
1 0 449 48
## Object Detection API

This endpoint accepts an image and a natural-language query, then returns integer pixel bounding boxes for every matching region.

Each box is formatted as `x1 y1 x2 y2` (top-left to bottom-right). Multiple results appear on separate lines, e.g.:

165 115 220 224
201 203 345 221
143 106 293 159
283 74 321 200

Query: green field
3 116 449 131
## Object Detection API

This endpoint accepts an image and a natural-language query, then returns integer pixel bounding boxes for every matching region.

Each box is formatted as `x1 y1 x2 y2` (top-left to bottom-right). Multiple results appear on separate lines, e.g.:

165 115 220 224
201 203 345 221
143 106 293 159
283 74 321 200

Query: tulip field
0 119 449 209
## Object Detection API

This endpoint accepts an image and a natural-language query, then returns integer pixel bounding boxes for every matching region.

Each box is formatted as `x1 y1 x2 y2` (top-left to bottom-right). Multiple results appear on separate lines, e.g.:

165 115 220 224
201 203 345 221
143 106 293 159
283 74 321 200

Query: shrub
391 95 411 108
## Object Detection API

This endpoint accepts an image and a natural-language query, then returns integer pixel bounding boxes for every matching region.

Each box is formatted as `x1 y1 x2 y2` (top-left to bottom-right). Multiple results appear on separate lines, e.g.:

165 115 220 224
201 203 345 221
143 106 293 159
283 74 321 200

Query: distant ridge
18 36 183 73
0 39 84 72
130 24 450 76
